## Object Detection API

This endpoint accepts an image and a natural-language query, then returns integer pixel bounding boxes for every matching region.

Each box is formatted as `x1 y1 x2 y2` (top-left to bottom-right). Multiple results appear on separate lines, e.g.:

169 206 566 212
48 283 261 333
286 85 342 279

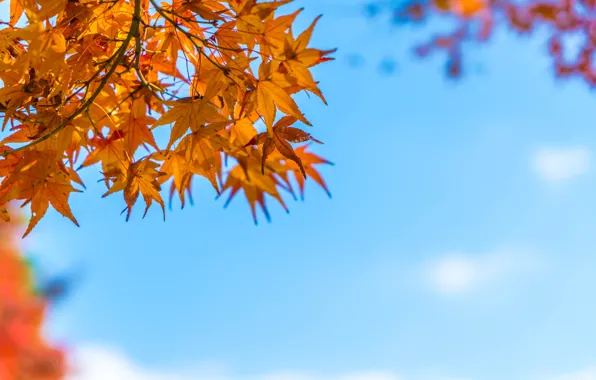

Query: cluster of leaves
0 208 67 380
0 0 334 237
371 0 596 80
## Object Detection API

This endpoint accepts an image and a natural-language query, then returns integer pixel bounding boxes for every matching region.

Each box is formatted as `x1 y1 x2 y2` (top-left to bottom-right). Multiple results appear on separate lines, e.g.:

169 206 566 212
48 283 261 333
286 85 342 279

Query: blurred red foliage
391 0 596 82
0 212 67 379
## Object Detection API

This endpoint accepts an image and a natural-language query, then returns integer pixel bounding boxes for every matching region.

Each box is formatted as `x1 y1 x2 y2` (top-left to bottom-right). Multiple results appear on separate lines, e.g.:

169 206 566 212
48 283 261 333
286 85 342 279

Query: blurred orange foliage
0 211 67 379
393 0 596 81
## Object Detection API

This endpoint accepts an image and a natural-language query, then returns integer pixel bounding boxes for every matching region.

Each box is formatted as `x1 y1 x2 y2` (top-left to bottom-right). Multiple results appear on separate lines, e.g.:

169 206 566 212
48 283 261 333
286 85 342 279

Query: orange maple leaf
243 116 322 177
220 154 289 224
102 159 167 221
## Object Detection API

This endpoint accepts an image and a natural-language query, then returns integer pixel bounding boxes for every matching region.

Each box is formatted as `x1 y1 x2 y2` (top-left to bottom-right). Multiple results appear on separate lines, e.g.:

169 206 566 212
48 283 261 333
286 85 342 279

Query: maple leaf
243 116 322 177
162 157 195 208
257 73 311 131
181 0 228 21
79 130 128 179
260 8 302 54
0 153 81 237
23 173 81 238
291 145 333 200
219 154 289 224
155 98 227 150
152 140 221 208
277 15 335 103
102 159 167 221
9 0 24 26
120 98 159 156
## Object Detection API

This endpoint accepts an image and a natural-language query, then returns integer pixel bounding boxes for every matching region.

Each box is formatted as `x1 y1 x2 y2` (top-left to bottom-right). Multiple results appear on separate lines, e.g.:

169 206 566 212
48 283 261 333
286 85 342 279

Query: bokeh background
4 0 596 379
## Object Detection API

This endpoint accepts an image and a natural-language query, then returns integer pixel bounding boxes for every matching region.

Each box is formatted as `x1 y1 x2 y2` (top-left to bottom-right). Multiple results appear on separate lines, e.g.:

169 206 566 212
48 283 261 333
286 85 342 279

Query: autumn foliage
0 210 66 379
384 0 596 81
0 0 333 237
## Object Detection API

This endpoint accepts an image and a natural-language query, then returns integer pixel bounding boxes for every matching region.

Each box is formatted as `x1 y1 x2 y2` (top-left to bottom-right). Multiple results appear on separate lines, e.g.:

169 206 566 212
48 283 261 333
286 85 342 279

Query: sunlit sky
4 0 596 379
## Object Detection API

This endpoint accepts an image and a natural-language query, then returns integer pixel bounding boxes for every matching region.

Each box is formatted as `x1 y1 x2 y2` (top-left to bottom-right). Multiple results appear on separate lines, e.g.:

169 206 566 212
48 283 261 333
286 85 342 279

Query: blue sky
4 0 596 379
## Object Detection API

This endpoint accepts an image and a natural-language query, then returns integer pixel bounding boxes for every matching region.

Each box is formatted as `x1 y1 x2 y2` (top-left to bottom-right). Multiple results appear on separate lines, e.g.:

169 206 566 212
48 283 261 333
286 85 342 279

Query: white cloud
67 345 223 380
71 345 596 380
338 374 402 380
424 248 537 295
552 367 596 380
261 372 402 380
531 147 590 181
68 345 405 380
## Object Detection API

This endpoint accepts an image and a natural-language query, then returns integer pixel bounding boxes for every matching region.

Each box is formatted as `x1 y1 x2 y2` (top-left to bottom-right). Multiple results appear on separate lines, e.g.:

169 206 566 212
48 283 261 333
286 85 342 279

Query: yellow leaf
9 0 23 26
156 99 227 150
258 80 310 128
